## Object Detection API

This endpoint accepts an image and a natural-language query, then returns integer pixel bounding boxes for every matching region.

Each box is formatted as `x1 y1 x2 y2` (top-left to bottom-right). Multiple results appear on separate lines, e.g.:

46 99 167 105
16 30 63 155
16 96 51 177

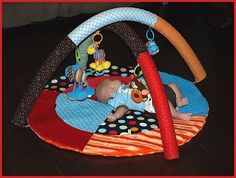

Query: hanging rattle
129 64 149 103
146 27 159 55
64 64 95 101
87 31 111 71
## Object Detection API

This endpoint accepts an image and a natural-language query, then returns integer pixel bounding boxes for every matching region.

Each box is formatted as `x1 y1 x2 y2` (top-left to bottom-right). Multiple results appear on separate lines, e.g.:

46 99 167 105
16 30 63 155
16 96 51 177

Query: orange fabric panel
154 16 206 83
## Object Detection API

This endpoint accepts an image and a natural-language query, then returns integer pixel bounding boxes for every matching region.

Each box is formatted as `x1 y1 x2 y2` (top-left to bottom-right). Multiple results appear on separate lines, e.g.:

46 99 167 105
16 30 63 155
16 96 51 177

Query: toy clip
146 28 159 55
92 31 103 47
88 31 111 71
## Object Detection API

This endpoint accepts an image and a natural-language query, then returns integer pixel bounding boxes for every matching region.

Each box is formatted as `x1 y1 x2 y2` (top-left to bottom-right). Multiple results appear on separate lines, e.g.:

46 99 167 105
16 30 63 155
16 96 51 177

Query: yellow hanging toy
87 31 111 71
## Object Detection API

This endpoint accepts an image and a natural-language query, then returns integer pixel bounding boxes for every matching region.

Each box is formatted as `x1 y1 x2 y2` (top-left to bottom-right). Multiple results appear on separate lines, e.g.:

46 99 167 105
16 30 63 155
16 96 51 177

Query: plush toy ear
141 89 149 96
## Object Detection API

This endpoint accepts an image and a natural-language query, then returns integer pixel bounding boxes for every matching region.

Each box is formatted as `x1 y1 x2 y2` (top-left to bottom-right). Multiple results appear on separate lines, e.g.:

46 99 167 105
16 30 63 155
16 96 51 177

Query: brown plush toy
129 75 150 103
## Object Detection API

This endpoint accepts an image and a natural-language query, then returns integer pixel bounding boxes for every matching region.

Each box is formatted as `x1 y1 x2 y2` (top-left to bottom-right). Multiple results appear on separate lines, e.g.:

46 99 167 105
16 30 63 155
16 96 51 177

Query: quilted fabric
160 72 209 116
28 90 206 157
28 90 93 151
28 69 208 157
55 94 113 133
68 7 157 45
54 72 208 134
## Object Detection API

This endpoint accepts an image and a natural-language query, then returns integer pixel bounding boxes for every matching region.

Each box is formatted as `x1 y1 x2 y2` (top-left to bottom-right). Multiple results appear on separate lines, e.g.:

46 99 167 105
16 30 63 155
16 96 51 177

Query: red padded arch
137 51 179 160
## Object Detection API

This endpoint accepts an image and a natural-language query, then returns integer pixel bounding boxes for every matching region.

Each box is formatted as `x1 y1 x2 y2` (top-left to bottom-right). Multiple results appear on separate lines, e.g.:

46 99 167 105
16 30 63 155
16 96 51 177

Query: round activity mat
28 66 208 157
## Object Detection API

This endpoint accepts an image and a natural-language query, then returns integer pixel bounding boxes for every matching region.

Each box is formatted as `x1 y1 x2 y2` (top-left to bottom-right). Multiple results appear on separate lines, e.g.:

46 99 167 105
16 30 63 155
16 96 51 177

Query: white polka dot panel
51 79 58 84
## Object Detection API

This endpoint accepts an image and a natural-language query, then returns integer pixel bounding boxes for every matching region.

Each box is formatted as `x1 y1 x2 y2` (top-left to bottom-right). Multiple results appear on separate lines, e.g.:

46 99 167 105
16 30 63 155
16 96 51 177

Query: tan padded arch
154 16 206 83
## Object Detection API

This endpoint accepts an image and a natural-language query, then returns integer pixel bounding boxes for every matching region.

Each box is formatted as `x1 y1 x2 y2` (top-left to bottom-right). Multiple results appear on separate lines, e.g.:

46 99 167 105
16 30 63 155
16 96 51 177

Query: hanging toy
129 75 150 103
133 64 146 86
74 35 93 70
129 64 150 103
65 64 95 101
146 28 159 55
87 31 111 71
128 64 149 103
75 48 81 65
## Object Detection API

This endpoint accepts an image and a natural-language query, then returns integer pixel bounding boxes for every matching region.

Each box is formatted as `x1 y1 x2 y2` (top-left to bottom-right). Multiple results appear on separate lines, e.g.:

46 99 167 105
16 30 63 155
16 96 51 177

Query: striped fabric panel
81 116 206 157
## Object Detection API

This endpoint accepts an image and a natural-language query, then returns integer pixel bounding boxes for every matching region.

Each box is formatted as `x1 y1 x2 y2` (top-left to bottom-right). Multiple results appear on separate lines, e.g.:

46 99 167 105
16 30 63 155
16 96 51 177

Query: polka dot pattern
131 127 138 132
129 120 137 125
148 118 156 122
98 128 106 133
119 125 128 130
111 71 119 75
126 115 134 119
109 130 118 135
51 85 58 89
150 124 158 129
111 65 118 70
96 109 159 135
120 68 127 72
60 76 66 80
118 119 126 124
139 122 147 127
60 82 67 86
59 87 66 92
109 123 116 128
51 79 58 84
44 66 135 92
134 111 141 115
137 116 145 121
44 75 70 92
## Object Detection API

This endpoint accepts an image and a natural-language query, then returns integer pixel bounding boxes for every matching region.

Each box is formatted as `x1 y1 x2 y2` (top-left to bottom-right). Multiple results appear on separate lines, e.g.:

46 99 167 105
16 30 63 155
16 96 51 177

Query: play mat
13 7 208 160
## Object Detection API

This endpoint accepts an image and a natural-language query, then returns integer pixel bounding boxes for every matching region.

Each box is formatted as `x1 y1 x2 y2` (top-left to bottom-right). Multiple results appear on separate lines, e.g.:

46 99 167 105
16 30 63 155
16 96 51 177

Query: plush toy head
96 79 122 103
129 76 149 103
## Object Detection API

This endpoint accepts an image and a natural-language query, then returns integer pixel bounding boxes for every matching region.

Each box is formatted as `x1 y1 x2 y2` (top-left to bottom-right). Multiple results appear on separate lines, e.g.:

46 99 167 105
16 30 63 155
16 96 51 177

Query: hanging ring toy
146 27 155 41
92 31 103 47
146 28 159 55
131 89 143 103
133 64 143 77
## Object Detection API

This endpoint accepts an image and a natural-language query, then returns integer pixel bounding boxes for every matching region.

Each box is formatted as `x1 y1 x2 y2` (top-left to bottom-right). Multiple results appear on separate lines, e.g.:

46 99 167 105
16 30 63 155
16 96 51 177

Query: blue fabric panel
68 7 157 45
160 72 209 116
55 94 113 133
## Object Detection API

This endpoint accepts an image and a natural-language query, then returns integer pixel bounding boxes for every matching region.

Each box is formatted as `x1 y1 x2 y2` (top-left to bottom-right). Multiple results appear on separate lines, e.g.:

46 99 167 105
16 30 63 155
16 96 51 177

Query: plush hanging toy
129 75 150 103
87 31 111 71
146 27 160 55
129 64 150 103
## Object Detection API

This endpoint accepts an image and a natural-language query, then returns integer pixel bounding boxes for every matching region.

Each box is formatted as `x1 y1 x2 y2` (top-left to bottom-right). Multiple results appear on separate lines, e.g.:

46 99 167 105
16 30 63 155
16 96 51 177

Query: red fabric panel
28 90 93 151
137 51 179 160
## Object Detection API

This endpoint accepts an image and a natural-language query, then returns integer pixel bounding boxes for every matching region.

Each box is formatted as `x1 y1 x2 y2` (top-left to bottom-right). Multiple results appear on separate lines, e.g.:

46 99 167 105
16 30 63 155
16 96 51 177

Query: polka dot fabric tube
13 37 76 127
105 22 146 56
